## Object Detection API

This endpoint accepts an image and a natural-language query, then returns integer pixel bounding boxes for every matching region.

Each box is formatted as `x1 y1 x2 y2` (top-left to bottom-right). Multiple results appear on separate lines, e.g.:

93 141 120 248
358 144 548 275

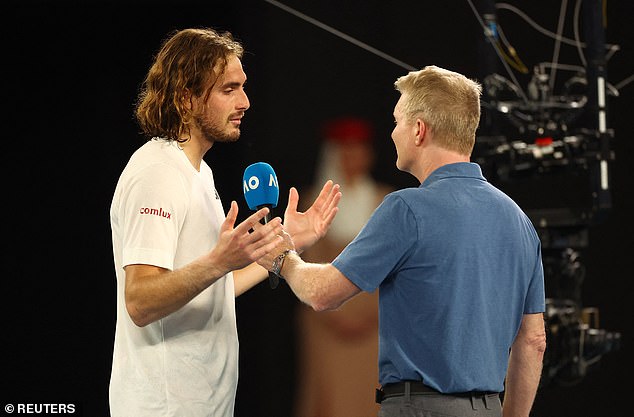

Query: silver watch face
272 254 283 275
272 250 289 276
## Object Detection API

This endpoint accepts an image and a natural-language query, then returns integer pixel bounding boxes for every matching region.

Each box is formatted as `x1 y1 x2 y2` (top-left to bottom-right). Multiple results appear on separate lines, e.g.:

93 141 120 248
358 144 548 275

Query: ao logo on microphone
243 162 280 210
243 173 278 193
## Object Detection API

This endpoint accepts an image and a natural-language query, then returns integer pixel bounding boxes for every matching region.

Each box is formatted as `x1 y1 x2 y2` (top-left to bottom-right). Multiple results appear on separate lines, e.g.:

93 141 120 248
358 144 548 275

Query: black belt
375 381 498 404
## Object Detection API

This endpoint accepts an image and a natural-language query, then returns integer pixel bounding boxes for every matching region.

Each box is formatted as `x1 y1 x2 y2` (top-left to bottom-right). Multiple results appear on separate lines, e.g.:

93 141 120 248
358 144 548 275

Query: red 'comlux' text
139 207 172 219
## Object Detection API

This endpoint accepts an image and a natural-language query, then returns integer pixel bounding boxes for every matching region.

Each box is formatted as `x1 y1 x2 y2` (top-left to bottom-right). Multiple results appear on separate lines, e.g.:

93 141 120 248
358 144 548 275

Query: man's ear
414 118 426 146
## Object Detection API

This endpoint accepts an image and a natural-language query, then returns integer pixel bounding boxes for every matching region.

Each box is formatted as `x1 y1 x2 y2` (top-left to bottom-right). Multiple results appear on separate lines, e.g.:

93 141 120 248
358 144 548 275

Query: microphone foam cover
243 162 280 210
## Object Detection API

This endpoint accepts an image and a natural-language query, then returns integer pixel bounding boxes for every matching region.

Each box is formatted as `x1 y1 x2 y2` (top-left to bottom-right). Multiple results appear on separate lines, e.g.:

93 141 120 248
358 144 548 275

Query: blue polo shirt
332 162 545 393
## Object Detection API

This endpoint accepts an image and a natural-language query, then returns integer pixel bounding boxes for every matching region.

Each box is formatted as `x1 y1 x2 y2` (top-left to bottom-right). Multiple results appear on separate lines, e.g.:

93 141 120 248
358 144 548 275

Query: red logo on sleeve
139 207 172 220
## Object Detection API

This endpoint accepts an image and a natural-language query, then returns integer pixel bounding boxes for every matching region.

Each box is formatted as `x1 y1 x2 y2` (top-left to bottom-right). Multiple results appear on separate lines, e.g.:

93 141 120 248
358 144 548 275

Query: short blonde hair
394 65 482 155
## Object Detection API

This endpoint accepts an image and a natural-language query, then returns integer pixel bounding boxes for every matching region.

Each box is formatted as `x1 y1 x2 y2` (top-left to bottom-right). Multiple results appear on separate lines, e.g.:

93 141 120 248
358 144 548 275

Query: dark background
4 0 633 416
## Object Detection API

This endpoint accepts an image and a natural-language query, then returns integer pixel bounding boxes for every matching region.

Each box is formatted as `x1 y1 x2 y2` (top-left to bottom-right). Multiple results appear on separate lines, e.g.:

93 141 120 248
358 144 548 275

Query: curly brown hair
135 28 244 142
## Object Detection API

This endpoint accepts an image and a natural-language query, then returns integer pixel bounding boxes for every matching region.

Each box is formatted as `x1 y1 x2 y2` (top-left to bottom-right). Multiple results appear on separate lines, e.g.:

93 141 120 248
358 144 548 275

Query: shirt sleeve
523 239 546 314
120 163 189 271
332 193 418 292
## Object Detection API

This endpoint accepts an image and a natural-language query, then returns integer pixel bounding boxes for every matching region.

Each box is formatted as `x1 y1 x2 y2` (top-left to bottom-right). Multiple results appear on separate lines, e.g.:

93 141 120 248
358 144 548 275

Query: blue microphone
242 162 281 289
243 162 280 220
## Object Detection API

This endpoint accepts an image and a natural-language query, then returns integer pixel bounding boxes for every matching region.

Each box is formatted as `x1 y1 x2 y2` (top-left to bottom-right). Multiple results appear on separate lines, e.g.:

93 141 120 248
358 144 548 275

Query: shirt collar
420 162 486 188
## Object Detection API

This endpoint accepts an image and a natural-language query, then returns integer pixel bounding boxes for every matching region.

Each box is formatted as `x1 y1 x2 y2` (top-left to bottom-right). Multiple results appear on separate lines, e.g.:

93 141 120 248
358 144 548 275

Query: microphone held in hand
242 162 281 289
243 162 280 219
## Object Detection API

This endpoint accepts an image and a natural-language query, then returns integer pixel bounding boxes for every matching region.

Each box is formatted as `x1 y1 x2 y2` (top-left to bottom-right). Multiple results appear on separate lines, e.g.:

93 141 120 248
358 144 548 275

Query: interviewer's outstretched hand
283 180 341 253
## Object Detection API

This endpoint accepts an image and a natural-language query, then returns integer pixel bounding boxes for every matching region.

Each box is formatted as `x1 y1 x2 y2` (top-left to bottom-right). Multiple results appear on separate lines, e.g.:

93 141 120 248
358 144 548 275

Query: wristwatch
271 250 292 277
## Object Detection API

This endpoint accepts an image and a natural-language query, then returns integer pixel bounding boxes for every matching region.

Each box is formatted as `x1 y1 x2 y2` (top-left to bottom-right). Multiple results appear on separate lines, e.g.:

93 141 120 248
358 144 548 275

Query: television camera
470 0 622 386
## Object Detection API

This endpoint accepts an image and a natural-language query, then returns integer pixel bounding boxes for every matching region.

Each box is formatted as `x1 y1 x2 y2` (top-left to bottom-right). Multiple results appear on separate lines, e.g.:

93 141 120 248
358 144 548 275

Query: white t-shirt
109 139 238 417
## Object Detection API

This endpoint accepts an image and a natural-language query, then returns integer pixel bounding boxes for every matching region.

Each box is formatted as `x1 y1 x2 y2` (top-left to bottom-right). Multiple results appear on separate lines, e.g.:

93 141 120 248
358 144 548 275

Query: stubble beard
194 113 241 144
